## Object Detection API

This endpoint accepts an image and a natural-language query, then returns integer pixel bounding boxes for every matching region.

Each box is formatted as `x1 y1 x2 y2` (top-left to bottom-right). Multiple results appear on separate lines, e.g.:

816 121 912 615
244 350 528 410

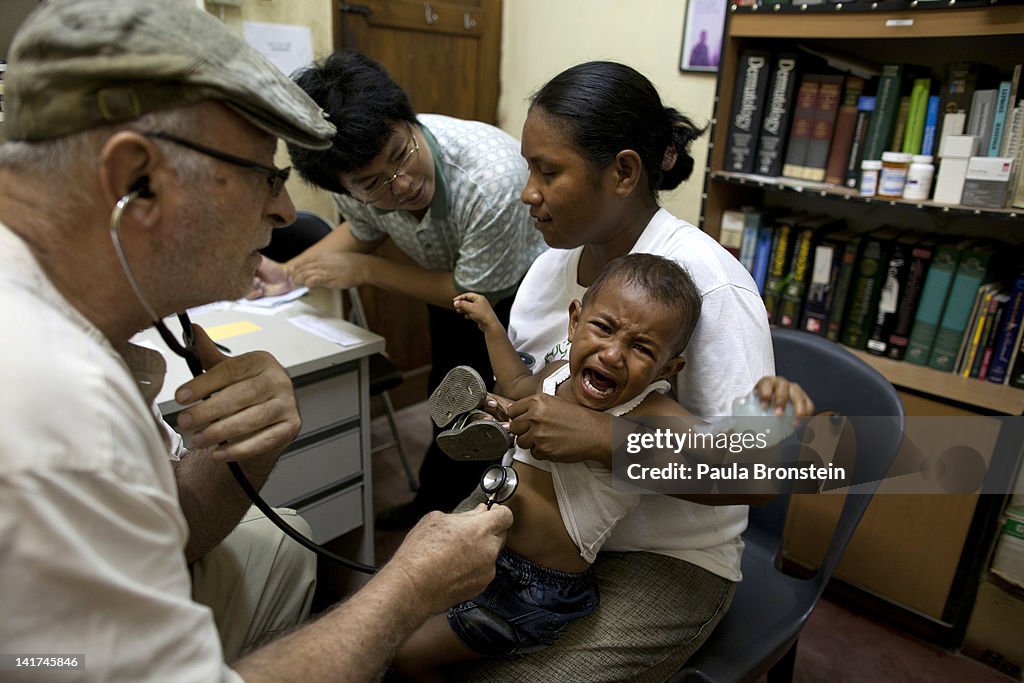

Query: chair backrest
260 209 334 263
757 327 906 581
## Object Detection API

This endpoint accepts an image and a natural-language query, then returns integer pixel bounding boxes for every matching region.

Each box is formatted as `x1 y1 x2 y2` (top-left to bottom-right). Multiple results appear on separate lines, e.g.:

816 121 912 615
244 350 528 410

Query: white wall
200 0 719 226
499 0 718 226
201 0 338 221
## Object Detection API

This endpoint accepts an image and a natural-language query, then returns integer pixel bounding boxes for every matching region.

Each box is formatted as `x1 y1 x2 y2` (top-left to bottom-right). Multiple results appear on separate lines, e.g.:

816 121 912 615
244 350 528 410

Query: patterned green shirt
334 114 546 300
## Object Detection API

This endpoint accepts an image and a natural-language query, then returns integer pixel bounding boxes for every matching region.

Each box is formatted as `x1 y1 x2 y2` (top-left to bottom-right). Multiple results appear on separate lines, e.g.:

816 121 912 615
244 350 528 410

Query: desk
135 299 384 566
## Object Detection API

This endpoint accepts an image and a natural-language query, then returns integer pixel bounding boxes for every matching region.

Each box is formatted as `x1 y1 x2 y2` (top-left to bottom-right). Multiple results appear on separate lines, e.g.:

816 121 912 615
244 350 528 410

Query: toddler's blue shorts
447 548 598 657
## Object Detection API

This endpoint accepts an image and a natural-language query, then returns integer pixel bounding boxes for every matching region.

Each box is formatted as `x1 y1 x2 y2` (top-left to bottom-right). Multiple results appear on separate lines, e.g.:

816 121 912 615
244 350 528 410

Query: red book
825 77 866 185
803 74 845 182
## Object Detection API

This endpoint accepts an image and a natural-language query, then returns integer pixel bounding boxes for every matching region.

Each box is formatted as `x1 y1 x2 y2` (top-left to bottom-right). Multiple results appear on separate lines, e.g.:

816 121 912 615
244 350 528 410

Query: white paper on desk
230 302 300 317
241 287 309 308
288 315 362 346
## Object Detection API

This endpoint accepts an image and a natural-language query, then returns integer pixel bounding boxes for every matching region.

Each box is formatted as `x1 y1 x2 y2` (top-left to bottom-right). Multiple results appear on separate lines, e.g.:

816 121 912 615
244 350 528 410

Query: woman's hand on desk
288 251 370 290
247 256 295 299
173 325 301 463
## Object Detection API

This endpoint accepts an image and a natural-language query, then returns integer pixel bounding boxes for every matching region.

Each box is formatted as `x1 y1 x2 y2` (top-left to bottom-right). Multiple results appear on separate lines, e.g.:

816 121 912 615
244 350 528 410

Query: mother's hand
506 394 610 465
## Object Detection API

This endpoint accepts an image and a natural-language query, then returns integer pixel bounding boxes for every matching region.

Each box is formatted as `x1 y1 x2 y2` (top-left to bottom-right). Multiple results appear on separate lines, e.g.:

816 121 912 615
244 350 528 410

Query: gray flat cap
4 0 336 148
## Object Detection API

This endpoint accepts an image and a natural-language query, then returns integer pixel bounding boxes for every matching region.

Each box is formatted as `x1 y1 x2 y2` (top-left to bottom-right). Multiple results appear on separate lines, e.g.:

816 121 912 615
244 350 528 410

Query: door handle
463 12 477 30
339 2 372 17
424 2 439 24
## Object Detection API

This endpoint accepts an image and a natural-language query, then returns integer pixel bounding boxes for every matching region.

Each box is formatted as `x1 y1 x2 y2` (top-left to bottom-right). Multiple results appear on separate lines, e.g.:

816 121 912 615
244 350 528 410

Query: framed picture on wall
679 0 726 73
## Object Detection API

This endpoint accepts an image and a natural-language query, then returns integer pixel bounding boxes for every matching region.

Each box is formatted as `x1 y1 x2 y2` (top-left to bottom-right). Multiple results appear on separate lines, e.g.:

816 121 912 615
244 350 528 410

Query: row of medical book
719 207 1024 388
725 49 1024 208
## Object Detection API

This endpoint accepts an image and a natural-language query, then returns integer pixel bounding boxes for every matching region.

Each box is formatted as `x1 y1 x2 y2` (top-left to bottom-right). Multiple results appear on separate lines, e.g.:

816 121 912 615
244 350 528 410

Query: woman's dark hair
582 253 702 356
530 61 706 194
287 50 417 194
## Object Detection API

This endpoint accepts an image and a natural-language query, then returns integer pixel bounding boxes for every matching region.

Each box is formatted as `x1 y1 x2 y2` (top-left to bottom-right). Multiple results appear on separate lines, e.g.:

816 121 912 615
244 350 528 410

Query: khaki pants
190 507 317 662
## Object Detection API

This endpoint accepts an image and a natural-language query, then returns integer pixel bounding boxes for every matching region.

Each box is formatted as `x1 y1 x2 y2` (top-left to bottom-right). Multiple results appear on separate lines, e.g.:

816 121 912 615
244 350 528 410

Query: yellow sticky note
205 320 262 341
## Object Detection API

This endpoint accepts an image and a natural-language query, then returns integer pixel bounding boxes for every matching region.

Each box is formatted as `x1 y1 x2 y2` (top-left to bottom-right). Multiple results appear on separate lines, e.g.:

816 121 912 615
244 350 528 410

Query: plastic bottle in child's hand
731 390 795 447
731 390 794 418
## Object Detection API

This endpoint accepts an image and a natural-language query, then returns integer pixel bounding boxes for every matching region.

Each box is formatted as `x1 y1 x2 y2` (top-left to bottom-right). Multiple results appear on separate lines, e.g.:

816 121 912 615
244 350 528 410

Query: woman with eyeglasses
252 50 547 529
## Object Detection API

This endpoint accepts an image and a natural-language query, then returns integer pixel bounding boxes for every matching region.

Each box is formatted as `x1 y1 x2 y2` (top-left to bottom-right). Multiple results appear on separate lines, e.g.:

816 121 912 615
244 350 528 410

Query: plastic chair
263 210 418 491
672 327 906 683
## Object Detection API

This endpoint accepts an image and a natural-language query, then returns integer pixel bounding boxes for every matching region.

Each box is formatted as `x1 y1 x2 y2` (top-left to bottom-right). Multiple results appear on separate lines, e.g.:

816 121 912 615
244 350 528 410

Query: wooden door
336 0 500 123
334 0 503 398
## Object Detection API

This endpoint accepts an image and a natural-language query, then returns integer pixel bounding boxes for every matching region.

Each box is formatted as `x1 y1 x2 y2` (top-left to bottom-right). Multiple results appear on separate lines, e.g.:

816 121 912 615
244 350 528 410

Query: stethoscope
111 188 378 574
480 452 518 510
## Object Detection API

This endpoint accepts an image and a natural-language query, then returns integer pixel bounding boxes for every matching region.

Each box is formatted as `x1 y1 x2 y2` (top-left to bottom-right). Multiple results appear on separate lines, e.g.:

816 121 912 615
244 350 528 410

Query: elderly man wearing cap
0 1 511 681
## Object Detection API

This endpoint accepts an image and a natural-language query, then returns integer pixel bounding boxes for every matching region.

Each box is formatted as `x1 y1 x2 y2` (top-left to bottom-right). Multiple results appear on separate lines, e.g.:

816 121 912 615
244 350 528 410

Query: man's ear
567 299 583 342
610 149 643 197
657 356 686 381
97 131 161 224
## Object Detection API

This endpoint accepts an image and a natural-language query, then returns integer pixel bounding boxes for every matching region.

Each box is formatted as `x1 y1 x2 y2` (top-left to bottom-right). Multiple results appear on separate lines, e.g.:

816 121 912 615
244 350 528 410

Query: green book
762 213 805 323
905 239 974 365
778 215 843 328
841 228 899 350
928 243 999 372
862 63 927 161
824 229 871 342
902 78 932 154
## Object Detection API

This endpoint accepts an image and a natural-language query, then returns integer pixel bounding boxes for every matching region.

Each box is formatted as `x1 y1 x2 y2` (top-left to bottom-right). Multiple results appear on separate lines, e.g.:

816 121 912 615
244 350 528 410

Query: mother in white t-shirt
450 61 811 682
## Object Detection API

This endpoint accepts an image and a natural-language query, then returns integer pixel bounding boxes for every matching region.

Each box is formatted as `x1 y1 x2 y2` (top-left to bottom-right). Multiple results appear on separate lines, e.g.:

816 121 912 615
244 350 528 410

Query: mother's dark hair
530 61 706 194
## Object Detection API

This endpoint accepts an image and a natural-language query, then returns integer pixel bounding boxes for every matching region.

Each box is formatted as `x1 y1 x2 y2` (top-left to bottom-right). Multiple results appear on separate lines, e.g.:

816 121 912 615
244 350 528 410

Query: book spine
866 238 912 356
889 95 913 154
957 285 994 376
719 209 745 259
928 248 994 372
801 240 841 336
762 220 795 323
967 89 997 154
804 75 845 182
726 50 772 173
886 241 934 360
755 53 801 177
738 209 761 274
778 227 816 327
988 274 1024 383
862 64 904 162
782 75 822 179
1006 322 1024 389
751 226 775 294
825 77 866 185
843 97 875 189
920 95 941 157
976 294 1008 379
825 238 862 342
902 78 931 154
841 236 889 349
905 243 963 365
987 81 1012 157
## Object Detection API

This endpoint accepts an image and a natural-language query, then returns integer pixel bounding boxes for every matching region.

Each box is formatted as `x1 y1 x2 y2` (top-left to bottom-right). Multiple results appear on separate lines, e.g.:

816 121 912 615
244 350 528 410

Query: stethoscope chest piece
481 464 518 508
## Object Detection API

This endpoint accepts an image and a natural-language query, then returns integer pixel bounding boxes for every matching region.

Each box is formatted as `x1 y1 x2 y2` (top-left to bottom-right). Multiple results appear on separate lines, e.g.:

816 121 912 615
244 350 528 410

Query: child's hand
454 293 500 331
753 376 815 416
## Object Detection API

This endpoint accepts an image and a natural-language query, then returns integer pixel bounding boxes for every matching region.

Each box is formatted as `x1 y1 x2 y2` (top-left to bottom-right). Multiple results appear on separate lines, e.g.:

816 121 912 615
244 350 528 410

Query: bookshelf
704 2 1024 417
704 0 1024 654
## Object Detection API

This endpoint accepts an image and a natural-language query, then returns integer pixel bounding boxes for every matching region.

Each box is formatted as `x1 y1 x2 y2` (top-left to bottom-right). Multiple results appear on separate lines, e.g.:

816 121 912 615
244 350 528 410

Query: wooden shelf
729 5 1024 40
847 348 1024 414
710 171 1024 221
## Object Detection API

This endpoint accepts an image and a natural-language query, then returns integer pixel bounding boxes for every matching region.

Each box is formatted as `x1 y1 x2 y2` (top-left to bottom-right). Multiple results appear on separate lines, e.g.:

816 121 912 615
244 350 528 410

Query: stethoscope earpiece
481 464 518 509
